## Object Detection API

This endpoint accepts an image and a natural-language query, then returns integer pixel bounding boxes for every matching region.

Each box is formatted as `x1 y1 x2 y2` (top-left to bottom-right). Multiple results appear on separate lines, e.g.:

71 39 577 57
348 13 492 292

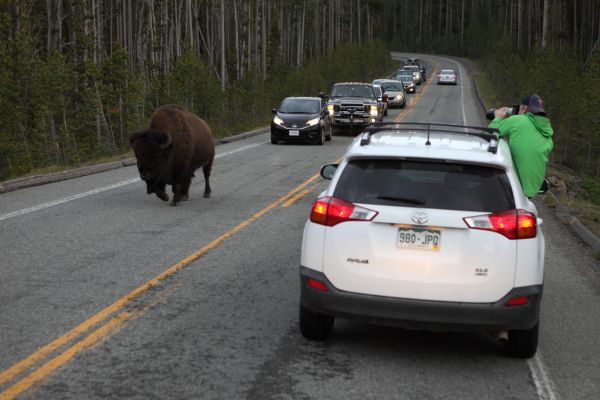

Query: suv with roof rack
326 82 381 131
299 122 546 358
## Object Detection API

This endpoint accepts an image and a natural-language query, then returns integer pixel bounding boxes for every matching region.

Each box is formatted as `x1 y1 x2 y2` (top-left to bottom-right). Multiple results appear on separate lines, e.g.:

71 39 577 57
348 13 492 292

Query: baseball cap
521 94 545 114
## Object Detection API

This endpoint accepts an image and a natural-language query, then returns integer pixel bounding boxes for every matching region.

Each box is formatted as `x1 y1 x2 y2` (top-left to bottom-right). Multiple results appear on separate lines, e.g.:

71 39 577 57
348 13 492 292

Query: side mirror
318 92 329 101
320 164 338 180
271 108 277 114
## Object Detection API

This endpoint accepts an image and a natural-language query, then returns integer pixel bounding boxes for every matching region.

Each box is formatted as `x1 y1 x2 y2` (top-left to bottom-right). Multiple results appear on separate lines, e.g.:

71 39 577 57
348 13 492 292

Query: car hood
328 97 377 104
277 112 320 124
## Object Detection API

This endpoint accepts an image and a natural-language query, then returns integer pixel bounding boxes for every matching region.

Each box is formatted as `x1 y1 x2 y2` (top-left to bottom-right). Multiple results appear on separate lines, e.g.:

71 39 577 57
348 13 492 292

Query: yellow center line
281 183 320 208
0 173 321 398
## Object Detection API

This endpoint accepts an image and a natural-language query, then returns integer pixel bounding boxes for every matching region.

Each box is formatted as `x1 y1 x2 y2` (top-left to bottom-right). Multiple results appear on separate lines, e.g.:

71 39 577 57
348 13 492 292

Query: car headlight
369 105 378 116
327 104 334 112
306 117 320 127
273 116 284 126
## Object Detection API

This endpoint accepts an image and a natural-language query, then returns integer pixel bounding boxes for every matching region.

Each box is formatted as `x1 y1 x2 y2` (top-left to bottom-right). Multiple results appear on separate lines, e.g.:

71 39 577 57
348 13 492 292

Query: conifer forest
0 0 599 180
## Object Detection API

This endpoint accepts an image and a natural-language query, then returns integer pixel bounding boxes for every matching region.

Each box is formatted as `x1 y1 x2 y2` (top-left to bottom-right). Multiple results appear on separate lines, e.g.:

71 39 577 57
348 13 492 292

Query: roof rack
359 122 500 154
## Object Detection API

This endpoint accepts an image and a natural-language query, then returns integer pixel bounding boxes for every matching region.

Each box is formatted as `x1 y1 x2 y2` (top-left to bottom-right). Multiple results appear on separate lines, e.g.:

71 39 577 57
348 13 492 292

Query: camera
486 104 520 120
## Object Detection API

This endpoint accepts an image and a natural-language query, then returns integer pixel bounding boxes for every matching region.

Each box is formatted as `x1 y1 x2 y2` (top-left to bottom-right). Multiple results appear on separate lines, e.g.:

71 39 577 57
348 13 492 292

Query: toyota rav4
299 122 545 358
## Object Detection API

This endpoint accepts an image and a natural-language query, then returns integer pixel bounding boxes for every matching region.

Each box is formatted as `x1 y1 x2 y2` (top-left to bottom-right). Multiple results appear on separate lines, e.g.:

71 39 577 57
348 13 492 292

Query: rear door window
333 159 515 212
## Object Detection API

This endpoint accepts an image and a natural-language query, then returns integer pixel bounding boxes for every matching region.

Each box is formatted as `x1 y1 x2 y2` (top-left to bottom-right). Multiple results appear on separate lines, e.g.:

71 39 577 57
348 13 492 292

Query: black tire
506 323 539 358
299 304 334 341
315 128 325 145
271 135 278 144
401 101 406 109
325 124 332 141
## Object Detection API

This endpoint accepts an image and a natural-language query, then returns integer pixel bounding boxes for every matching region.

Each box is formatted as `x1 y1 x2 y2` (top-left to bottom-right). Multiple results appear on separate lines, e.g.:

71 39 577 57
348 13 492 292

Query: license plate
353 119 364 123
397 228 441 251
289 130 299 136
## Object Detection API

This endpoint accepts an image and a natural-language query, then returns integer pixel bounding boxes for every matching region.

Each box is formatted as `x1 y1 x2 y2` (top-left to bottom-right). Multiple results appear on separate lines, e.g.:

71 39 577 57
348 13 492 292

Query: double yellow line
0 65 438 399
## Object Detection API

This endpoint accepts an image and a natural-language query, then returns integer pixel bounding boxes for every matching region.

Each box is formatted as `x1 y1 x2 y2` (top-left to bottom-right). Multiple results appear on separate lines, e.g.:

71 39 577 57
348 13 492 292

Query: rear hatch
323 158 518 303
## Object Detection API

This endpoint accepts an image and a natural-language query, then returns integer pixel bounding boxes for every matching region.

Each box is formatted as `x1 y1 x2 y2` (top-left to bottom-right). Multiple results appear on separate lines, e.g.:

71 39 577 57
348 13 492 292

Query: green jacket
489 113 554 197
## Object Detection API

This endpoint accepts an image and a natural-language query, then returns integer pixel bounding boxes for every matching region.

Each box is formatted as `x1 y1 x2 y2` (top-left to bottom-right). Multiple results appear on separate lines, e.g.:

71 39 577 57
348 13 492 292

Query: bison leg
155 181 169 202
170 175 192 206
202 164 212 198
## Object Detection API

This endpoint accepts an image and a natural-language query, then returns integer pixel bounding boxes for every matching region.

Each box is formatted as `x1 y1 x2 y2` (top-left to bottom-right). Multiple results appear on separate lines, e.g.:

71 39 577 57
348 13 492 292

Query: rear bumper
300 266 542 331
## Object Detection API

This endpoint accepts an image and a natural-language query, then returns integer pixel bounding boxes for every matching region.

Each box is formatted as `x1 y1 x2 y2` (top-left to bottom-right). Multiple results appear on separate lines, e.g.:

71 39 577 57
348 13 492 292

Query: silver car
437 69 458 85
372 79 406 109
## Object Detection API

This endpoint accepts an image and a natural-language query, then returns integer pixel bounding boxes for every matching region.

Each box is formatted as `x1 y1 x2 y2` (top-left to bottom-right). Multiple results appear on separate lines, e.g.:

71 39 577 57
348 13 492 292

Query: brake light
310 196 378 227
463 209 537 239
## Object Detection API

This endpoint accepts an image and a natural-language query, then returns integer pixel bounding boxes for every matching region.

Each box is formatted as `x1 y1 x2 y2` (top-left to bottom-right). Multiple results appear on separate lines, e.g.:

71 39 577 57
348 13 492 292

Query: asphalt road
1 53 599 400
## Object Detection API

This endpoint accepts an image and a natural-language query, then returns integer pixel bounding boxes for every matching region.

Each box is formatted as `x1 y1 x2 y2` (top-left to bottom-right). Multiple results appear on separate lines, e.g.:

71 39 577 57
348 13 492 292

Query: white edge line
0 140 270 222
528 353 559 400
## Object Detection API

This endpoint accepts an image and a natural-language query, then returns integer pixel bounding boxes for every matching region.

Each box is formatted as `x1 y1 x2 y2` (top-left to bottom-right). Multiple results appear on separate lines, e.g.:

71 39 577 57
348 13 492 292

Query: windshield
381 82 404 91
279 99 320 114
330 84 375 99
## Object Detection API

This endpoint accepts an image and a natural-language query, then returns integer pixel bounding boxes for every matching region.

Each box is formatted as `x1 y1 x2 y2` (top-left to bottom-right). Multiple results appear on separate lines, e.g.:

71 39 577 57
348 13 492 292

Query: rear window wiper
376 195 425 205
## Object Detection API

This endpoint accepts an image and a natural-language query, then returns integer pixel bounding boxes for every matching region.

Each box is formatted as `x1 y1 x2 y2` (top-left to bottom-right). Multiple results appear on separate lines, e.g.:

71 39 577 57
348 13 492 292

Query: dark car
394 72 417 94
271 97 332 145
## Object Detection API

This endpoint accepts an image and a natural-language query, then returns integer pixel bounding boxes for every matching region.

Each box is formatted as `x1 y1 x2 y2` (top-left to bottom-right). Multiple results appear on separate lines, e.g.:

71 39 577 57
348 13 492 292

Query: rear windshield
333 159 515 212
441 69 455 74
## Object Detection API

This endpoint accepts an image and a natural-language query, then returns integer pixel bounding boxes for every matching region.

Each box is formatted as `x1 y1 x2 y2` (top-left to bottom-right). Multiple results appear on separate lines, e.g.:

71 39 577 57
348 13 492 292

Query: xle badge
475 268 488 276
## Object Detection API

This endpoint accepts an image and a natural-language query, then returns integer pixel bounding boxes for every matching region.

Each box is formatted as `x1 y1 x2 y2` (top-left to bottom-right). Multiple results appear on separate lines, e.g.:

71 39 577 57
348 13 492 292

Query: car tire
506 323 539 358
326 124 332 141
299 304 334 341
315 128 325 145
401 101 406 109
271 135 278 144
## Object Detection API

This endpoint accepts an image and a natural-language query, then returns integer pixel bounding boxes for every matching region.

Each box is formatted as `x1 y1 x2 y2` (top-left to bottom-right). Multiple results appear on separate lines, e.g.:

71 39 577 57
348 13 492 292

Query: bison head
129 130 172 199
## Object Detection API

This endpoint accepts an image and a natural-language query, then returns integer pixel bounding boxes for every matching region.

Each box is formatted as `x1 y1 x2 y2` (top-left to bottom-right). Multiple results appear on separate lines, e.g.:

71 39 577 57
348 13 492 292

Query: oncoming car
271 97 332 145
394 73 416 94
437 69 458 85
299 122 546 358
372 79 406 109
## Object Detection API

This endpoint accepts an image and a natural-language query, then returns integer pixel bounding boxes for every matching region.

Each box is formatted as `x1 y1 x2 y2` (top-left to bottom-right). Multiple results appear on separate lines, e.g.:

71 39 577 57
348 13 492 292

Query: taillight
310 196 378 227
463 209 537 240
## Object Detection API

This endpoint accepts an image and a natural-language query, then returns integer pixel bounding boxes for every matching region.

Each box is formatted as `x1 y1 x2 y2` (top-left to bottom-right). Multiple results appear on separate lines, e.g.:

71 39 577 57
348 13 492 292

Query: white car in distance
299 122 546 358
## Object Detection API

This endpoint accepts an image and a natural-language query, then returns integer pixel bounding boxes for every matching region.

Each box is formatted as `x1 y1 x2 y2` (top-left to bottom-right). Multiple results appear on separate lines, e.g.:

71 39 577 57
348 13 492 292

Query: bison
129 104 215 206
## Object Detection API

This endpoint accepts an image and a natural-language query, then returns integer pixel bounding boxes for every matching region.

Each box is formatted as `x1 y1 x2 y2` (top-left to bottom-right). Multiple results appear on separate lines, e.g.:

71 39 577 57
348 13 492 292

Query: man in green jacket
488 94 554 198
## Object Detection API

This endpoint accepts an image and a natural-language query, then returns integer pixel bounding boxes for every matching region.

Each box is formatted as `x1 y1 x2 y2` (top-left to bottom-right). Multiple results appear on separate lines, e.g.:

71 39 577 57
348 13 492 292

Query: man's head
519 94 546 115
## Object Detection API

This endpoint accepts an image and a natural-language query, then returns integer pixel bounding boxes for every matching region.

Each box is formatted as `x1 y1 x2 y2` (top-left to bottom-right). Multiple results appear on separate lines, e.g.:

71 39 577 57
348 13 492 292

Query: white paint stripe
0 140 269 222
0 178 141 221
528 353 559 400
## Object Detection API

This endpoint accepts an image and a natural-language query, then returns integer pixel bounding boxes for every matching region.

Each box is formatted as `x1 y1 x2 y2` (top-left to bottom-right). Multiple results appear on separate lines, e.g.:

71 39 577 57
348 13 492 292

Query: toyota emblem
411 211 429 225
292 124 297 128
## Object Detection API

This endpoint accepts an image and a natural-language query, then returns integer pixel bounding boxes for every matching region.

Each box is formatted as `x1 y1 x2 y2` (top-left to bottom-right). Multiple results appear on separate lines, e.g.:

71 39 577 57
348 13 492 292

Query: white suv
299 123 545 358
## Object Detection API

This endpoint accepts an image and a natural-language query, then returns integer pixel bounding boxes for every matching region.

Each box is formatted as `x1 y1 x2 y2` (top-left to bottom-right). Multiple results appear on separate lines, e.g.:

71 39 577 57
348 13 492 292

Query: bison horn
158 131 172 150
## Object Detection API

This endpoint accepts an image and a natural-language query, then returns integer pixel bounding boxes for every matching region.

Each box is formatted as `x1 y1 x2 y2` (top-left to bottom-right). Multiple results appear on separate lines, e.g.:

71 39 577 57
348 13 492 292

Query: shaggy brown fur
129 104 215 206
